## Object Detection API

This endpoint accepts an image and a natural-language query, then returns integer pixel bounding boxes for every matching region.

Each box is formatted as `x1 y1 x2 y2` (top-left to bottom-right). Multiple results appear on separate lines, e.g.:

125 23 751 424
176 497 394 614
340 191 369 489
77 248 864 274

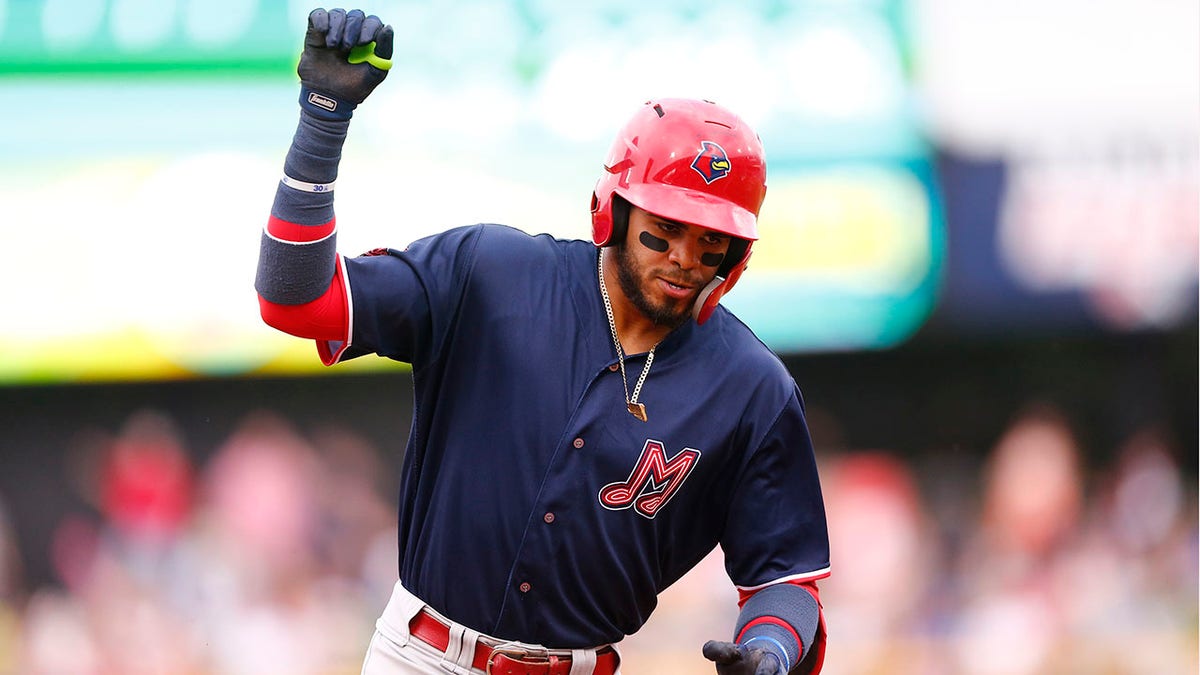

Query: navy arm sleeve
255 112 348 306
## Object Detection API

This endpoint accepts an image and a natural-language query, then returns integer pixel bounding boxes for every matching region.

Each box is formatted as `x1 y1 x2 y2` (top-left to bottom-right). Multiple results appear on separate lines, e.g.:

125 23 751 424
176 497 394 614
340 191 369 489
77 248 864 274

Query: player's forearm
255 110 348 328
284 111 349 186
255 112 352 341
732 582 821 674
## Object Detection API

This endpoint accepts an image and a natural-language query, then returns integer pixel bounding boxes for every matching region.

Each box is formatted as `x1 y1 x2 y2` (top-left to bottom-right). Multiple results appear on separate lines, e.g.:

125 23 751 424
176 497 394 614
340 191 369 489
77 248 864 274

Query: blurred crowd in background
0 409 396 675
0 395 1193 674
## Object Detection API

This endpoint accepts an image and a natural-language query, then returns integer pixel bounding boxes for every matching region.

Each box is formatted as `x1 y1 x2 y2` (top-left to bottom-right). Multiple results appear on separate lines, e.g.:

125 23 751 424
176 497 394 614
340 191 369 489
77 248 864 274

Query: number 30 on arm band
281 175 336 193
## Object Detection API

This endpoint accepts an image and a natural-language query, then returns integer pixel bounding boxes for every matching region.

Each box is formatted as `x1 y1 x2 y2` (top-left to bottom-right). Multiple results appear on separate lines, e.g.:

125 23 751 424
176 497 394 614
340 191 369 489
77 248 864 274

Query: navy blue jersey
323 223 829 648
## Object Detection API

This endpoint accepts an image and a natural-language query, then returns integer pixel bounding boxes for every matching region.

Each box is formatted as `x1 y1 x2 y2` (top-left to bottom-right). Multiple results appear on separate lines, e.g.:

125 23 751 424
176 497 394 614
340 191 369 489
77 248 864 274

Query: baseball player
255 8 831 675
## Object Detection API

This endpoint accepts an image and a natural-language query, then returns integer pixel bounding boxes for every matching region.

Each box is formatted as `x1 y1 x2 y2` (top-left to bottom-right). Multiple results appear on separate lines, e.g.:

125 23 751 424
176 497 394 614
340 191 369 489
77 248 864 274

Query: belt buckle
485 644 550 674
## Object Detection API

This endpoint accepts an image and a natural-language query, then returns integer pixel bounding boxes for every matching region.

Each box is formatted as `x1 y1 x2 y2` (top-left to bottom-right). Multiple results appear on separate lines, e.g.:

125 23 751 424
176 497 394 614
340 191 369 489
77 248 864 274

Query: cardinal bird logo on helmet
690 140 731 184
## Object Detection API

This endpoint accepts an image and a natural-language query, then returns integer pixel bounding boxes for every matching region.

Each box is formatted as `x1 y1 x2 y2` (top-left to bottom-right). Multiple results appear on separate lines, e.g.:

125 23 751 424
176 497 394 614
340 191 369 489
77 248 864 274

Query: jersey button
573 438 584 449
543 512 555 523
608 363 619 372
519 582 532 593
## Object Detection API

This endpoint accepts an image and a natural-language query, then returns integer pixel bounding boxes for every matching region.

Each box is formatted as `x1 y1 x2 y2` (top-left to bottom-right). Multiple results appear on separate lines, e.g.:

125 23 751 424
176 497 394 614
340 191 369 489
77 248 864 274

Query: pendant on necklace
627 402 648 422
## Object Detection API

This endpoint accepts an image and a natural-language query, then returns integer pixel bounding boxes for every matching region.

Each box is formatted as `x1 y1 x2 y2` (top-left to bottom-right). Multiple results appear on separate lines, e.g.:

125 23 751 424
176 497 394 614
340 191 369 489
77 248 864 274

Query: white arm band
280 175 336 193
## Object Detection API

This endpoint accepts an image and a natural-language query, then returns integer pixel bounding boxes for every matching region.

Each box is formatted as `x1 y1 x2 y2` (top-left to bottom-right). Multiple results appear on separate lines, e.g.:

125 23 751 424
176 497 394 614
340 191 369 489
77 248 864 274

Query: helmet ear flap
719 237 749 278
591 192 631 247
590 191 611 246
693 247 752 324
609 195 630 246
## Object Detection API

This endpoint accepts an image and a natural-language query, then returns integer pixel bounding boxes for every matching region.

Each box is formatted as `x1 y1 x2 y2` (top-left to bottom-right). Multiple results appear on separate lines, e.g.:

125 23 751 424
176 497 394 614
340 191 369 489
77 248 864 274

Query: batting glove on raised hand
297 7 394 119
703 640 787 675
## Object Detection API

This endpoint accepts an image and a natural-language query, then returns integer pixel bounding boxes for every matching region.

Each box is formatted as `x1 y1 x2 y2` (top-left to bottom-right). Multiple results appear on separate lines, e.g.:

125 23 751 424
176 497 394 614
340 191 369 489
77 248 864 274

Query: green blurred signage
0 0 942 382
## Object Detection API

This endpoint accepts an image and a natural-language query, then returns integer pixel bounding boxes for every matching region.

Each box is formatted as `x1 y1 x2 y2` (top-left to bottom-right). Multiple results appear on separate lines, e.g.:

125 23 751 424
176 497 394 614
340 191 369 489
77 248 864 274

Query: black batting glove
297 7 394 120
703 640 787 675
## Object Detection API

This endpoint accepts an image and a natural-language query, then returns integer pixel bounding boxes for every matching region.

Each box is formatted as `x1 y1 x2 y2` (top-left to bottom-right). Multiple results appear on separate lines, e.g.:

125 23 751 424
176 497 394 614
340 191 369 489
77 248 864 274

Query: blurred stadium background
0 0 1196 673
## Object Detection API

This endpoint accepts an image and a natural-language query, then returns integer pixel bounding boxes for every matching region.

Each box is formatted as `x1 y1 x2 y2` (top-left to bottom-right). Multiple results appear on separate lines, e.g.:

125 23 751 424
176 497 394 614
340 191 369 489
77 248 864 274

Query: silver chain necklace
598 250 656 422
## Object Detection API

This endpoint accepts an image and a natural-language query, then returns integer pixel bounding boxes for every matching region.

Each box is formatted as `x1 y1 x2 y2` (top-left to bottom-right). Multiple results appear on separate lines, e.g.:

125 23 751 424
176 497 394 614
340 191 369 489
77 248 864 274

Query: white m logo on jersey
599 439 701 519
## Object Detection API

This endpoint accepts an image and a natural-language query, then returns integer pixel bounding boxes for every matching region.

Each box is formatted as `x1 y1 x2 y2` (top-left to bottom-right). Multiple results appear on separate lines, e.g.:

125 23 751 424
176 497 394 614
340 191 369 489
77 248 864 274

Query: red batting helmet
590 98 767 324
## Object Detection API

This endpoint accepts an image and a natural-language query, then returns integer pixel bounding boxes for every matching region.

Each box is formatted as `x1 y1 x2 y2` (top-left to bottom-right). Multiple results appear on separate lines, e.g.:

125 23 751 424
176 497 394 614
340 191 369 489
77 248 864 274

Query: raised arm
255 7 393 340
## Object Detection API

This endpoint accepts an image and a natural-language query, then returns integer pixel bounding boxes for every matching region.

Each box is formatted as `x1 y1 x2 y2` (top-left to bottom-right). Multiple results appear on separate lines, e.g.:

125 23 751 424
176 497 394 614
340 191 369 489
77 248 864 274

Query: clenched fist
297 7 394 119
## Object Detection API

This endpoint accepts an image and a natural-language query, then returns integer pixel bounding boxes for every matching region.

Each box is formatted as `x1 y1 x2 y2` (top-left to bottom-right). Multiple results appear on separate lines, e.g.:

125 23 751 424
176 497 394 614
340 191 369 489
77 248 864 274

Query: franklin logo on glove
306 92 338 113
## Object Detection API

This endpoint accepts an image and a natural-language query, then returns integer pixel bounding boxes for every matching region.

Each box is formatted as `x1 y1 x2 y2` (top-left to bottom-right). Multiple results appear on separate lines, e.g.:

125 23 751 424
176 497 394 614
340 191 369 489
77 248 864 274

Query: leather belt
408 609 618 675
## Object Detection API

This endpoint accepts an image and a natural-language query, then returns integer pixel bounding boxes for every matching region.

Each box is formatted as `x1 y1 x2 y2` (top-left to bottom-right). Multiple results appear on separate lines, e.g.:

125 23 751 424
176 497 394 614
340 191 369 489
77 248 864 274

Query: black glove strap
299 84 356 121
